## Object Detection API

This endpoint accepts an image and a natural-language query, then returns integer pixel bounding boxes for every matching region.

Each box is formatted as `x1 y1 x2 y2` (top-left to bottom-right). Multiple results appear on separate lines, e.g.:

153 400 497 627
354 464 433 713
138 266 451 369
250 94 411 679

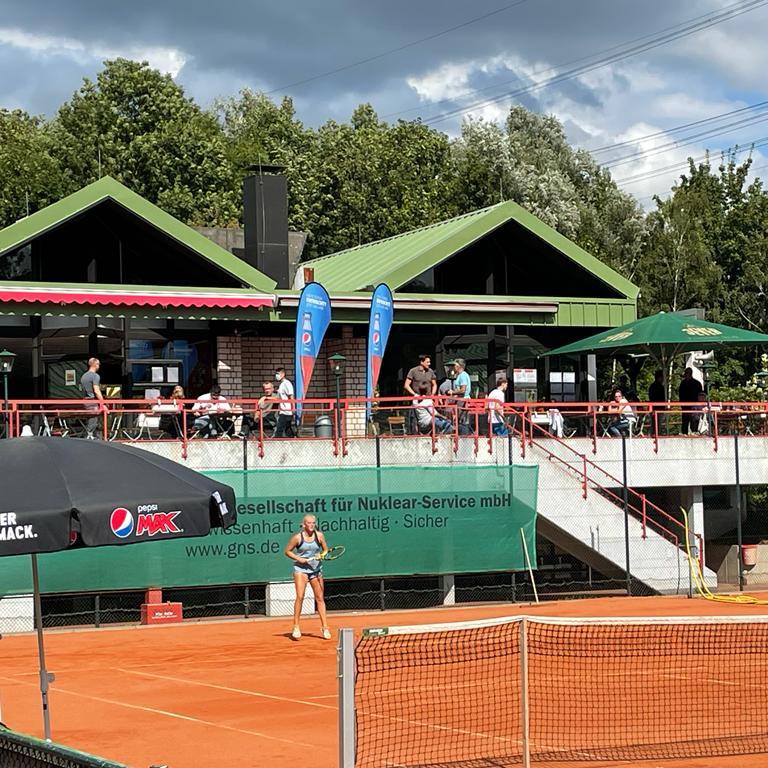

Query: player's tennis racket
305 546 346 564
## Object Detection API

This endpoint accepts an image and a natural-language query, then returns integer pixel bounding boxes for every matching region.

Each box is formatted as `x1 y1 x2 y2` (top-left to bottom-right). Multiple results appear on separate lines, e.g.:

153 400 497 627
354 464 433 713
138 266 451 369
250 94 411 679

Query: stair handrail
515 410 704 569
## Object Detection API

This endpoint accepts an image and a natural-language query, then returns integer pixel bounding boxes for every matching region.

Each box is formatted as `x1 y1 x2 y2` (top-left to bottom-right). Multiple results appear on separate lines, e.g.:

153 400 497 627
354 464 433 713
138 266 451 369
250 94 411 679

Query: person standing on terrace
447 358 472 433
404 354 437 397
488 378 510 436
679 367 703 435
81 357 103 439
274 367 296 437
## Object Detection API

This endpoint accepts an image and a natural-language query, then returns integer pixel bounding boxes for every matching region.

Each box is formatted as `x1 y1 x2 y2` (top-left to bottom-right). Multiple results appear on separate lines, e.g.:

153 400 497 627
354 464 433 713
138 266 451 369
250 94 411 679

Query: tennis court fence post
520 618 531 768
338 628 356 768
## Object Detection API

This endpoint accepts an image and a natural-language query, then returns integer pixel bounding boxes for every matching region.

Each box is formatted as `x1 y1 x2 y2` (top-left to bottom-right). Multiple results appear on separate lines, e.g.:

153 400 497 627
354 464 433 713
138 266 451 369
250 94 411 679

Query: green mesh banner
0 465 537 595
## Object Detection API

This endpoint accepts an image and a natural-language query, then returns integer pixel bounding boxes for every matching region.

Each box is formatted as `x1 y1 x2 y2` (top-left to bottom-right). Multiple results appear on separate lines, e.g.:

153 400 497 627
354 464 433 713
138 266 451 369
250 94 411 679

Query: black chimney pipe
242 164 290 288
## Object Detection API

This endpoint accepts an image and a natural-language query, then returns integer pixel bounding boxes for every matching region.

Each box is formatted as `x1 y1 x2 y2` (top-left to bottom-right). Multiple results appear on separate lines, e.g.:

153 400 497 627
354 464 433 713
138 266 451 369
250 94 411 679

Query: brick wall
240 336 295 398
216 326 366 402
216 335 243 399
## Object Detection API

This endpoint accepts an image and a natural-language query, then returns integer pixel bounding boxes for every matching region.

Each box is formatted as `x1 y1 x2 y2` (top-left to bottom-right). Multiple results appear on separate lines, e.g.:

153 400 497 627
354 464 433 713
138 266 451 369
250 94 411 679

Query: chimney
241 164 290 288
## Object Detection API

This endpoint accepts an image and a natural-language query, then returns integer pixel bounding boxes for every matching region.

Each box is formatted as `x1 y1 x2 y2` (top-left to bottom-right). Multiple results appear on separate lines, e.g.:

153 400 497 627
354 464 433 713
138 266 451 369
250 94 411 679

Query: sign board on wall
0 465 538 595
513 368 537 385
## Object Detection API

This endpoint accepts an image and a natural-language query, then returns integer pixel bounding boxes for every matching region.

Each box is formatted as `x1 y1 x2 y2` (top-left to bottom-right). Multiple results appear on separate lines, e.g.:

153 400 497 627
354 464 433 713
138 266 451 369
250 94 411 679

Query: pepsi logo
302 331 312 345
110 507 134 538
373 332 380 345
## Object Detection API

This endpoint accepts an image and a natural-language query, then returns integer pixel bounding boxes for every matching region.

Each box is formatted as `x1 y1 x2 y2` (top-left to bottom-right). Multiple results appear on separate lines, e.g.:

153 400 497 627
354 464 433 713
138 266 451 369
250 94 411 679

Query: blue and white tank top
295 531 322 561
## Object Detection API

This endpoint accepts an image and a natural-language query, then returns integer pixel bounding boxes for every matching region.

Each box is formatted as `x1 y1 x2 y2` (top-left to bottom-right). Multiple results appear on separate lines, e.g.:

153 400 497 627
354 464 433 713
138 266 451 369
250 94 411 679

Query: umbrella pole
31 554 52 741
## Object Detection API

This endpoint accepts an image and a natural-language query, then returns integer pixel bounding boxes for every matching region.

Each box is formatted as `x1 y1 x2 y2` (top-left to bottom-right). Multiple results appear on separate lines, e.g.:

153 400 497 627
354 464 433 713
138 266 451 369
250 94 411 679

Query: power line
633 161 768 205
613 140 767 186
265 0 534 95
415 0 767 126
589 99 768 155
422 0 767 125
604 111 768 169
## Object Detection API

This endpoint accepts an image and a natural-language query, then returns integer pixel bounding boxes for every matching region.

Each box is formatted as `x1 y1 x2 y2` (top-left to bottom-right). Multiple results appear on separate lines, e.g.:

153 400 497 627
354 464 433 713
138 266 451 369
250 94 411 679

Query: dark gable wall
31 201 242 288
400 220 624 299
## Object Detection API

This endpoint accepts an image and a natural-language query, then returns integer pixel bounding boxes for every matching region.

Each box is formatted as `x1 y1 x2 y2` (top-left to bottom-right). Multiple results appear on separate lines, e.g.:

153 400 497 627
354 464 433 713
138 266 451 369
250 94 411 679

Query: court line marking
114 667 338 710
2 672 621 764
117 668 547 756
0 674 314 748
116 668 571 760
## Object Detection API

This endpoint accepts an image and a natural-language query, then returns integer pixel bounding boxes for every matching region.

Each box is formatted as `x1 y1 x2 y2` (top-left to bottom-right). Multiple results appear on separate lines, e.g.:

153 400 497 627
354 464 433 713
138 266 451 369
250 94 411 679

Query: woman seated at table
153 385 187 438
606 387 634 437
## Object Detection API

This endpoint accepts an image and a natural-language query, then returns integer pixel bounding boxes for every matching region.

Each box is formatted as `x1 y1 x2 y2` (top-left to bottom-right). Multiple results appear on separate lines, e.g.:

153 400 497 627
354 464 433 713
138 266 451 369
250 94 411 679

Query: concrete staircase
524 433 717 594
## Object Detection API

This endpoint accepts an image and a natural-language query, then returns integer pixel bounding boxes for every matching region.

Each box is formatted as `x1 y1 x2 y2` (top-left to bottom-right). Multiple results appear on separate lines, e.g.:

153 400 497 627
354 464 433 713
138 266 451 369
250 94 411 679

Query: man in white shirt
192 384 231 437
274 367 296 437
488 378 509 436
412 383 452 434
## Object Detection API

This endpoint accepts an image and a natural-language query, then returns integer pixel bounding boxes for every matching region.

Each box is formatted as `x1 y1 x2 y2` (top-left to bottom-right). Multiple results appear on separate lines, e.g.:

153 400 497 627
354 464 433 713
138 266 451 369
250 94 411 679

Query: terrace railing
4 397 767 460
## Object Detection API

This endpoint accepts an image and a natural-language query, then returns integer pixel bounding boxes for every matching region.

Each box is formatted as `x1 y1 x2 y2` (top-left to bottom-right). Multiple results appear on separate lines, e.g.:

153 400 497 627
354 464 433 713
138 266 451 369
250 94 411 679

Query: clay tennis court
1 594 767 768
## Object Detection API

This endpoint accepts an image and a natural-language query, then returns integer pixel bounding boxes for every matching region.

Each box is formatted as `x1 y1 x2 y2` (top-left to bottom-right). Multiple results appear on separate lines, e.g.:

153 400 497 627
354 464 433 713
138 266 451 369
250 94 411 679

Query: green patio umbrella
544 312 768 370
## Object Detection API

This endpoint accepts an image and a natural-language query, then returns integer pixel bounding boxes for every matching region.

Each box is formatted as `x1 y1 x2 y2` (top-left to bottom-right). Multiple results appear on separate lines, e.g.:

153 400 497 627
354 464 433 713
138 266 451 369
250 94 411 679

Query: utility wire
633 159 768 206
265 0 534 94
415 0 767 126
589 99 768 155
613 140 767 186
604 111 768 169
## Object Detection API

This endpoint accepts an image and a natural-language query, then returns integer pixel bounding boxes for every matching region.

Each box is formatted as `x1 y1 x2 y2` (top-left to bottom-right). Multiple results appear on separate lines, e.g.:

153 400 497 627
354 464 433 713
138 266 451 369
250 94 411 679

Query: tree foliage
448 108 645 277
50 59 240 225
4 59 768 389
0 109 64 226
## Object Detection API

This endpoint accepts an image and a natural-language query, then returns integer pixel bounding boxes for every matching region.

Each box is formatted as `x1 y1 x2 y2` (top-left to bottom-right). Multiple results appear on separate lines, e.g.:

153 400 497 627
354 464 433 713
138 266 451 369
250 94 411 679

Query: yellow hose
681 507 768 605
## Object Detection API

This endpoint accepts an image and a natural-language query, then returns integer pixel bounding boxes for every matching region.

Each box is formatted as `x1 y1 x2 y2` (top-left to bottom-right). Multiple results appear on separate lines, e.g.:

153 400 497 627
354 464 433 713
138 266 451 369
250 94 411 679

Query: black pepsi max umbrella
0 437 237 740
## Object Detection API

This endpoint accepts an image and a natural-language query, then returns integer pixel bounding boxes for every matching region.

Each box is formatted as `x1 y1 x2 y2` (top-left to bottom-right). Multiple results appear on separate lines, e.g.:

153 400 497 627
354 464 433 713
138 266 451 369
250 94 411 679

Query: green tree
636 156 768 389
449 108 645 274
307 105 453 256
50 59 238 226
215 90 318 238
638 170 721 316
0 109 64 228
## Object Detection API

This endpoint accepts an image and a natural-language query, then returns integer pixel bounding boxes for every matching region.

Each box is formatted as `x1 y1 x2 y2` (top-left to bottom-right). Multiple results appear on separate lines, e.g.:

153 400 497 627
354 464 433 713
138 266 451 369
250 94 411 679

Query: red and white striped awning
0 287 275 310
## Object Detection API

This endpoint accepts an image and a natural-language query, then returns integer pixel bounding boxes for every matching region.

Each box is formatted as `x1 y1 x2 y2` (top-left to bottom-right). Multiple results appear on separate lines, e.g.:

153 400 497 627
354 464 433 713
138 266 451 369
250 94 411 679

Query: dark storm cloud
0 0 716 121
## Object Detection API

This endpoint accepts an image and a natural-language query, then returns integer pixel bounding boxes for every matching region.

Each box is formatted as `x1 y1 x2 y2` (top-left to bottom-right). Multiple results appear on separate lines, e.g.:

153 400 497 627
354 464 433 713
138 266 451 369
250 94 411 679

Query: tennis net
346 615 768 767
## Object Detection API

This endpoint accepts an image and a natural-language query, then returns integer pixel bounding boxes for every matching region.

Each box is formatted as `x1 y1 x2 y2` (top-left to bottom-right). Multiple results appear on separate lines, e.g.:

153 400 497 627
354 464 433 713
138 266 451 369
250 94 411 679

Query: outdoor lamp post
0 349 16 438
328 353 347 438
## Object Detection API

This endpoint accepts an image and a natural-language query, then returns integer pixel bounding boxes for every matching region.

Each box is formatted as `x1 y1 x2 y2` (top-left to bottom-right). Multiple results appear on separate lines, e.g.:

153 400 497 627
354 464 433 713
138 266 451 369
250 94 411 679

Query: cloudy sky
1 0 767 204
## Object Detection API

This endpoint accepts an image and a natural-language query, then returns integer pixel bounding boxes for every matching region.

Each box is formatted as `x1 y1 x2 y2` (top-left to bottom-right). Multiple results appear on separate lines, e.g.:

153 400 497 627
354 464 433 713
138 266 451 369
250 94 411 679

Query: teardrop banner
294 282 332 422
366 283 394 420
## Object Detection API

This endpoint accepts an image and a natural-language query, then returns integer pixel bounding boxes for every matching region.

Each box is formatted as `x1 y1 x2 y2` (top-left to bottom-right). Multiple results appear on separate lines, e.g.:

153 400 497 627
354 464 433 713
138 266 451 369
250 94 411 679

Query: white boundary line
0 674 314 748
114 668 337 711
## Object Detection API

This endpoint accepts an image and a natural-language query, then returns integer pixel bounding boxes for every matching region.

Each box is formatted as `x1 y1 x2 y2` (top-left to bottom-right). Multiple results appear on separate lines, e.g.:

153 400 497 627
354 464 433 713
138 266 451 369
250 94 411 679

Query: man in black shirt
648 369 667 434
648 370 665 403
404 354 437 435
678 367 703 435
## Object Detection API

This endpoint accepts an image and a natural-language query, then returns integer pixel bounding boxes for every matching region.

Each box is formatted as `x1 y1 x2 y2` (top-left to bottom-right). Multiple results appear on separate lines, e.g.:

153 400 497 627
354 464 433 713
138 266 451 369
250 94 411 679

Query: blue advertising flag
295 282 332 421
366 284 394 419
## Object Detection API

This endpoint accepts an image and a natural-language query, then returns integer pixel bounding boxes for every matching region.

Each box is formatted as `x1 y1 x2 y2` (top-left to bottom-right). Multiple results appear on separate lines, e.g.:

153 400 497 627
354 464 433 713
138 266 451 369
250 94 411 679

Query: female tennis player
284 514 331 640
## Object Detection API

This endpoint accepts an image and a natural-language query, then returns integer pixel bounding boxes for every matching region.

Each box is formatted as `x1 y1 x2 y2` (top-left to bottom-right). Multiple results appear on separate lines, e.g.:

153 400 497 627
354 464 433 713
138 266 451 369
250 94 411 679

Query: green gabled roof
306 201 638 299
0 176 276 292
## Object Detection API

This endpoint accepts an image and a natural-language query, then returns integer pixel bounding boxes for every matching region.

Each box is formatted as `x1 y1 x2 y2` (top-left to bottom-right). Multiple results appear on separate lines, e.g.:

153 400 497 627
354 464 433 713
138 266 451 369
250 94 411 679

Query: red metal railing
4 397 767 462
517 411 705 569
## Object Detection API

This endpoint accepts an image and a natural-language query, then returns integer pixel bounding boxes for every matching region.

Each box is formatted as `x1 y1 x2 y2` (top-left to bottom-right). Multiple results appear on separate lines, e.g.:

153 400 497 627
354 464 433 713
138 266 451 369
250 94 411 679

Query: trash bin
742 544 759 567
314 414 333 438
